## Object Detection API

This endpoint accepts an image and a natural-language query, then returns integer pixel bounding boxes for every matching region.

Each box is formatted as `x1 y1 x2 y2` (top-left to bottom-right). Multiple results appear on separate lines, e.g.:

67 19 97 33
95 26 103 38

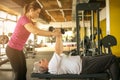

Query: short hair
33 61 47 73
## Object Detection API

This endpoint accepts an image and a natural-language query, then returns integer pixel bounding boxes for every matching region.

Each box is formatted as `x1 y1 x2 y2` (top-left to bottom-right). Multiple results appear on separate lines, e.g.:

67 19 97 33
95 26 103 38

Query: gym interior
0 0 120 80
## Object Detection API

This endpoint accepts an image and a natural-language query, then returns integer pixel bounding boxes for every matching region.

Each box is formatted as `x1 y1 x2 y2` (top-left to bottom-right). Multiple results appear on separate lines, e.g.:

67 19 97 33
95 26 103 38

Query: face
39 58 48 70
29 8 41 19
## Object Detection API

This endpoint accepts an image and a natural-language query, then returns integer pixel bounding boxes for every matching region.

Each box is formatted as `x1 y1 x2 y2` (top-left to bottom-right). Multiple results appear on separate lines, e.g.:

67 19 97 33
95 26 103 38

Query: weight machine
76 3 102 56
23 38 37 59
0 18 12 72
0 19 9 62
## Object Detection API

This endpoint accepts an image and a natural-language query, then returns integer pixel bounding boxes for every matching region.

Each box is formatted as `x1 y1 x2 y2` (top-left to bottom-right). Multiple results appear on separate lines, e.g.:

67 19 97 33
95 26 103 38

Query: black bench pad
31 72 109 79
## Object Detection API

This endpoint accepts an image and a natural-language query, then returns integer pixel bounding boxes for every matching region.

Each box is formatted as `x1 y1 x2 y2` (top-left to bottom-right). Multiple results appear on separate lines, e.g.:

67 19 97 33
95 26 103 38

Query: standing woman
6 1 60 80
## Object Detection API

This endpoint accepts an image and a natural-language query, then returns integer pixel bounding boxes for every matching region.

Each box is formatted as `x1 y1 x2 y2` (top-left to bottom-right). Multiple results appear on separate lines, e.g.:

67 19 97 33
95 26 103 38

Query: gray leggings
81 54 120 80
6 45 27 80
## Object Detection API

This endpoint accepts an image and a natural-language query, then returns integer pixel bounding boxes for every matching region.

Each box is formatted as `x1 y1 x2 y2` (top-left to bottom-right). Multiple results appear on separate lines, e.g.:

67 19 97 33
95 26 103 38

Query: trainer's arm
24 23 59 37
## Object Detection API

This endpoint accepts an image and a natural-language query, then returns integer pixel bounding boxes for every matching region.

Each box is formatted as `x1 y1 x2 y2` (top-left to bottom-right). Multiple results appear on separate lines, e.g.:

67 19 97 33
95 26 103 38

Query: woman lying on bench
34 30 120 80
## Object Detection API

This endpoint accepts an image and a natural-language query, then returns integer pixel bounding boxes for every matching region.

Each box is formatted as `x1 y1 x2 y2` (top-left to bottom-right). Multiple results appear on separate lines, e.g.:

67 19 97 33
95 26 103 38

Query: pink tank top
8 15 31 51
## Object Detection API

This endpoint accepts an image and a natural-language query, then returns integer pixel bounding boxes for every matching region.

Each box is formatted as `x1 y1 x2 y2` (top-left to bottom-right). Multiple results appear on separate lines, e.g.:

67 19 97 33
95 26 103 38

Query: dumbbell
48 26 65 34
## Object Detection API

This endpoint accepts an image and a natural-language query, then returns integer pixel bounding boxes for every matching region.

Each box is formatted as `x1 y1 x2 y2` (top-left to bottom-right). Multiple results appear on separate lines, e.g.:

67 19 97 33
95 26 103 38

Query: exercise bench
31 72 110 80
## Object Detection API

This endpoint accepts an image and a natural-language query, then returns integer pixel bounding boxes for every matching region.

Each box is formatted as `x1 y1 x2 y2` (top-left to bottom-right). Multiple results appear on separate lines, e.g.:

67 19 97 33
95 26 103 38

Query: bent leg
82 54 119 80
109 56 119 80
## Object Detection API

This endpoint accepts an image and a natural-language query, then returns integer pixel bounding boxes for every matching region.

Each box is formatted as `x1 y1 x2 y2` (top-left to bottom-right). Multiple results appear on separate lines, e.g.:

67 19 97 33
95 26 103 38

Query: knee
110 55 119 64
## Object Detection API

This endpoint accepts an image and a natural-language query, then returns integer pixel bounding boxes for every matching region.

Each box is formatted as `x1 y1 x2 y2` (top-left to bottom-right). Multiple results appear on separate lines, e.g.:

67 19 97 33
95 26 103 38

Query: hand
53 29 62 37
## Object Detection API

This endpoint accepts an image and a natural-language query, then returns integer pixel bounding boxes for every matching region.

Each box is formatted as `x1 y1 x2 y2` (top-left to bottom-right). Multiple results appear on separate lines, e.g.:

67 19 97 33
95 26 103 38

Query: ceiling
0 0 105 23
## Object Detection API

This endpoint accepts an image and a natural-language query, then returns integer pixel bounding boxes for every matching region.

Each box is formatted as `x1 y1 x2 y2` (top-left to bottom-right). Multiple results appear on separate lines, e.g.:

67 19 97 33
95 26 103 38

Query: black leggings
6 45 27 80
81 54 120 80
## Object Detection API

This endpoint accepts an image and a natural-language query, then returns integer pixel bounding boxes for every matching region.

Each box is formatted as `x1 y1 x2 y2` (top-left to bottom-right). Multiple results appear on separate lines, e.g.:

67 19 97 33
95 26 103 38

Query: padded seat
101 35 117 54
31 72 109 80
101 35 117 48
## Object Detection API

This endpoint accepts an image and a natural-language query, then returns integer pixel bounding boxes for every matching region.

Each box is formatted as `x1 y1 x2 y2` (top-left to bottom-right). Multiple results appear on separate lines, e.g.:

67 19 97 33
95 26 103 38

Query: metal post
76 7 80 55
97 9 101 54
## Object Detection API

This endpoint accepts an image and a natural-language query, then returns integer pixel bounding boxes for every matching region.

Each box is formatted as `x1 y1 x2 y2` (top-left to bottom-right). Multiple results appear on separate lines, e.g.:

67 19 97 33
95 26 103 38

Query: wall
109 0 120 56
100 19 106 37
100 7 106 37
